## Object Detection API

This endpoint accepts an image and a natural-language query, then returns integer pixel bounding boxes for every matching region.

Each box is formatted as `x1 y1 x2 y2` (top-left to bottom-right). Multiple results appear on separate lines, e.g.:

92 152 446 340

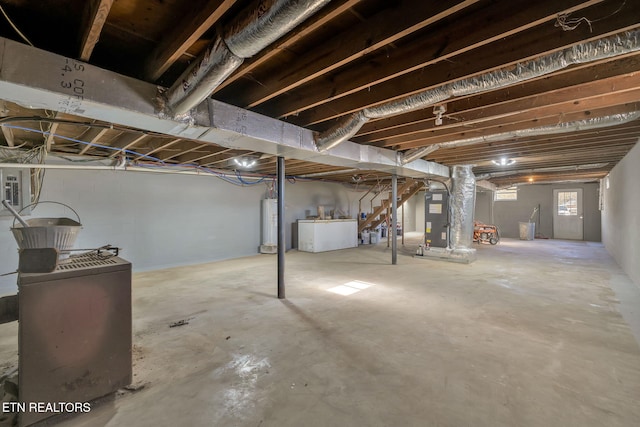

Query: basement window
495 188 518 201
557 191 578 216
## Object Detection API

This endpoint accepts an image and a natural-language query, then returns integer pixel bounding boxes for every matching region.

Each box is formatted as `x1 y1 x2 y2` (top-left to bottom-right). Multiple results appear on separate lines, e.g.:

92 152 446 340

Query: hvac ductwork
166 0 330 116
314 29 640 153
315 111 369 152
363 87 450 119
450 165 476 250
401 111 640 164
165 38 243 117
475 163 609 180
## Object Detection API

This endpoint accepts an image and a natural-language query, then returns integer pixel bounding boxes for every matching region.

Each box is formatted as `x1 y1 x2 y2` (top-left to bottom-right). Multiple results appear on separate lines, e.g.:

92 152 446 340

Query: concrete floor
1 234 640 426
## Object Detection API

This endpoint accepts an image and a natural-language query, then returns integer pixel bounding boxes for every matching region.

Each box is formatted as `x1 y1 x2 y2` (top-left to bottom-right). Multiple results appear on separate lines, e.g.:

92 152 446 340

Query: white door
553 189 583 240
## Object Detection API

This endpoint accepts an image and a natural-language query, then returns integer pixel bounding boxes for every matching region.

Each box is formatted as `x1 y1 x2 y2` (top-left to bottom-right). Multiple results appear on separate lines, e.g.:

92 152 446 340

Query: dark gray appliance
18 253 132 426
425 190 449 248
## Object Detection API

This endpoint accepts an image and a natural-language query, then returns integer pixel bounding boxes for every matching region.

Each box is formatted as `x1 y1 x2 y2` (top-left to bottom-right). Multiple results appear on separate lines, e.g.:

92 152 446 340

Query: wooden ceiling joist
283 5 640 126
79 0 115 62
355 55 640 138
214 0 365 93
2 0 640 185
226 0 482 109
144 0 237 81
246 0 602 116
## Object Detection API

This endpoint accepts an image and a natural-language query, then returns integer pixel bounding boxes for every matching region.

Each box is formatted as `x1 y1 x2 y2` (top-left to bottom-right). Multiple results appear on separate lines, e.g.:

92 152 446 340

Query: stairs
358 179 425 233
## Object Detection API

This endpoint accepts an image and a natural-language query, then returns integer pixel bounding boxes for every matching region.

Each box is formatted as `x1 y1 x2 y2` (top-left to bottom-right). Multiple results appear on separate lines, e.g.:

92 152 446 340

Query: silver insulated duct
450 165 476 250
165 37 243 117
315 111 369 152
400 111 640 164
166 0 330 116
314 29 640 152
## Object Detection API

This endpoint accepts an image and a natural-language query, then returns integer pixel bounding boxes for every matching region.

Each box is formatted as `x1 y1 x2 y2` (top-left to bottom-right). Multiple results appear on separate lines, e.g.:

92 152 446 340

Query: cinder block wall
602 142 640 287
475 183 601 241
0 169 374 294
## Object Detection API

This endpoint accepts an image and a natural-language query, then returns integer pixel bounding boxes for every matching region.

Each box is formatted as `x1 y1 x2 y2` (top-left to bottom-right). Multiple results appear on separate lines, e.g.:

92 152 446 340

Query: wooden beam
436 137 639 165
397 102 640 151
107 133 148 157
363 72 640 146
78 127 109 155
0 101 14 147
262 0 611 119
434 125 640 161
202 150 257 166
240 0 603 115
160 143 208 162
133 138 183 161
45 123 58 152
226 0 481 108
1 125 14 147
281 2 640 126
355 55 640 138
177 147 233 164
442 134 640 167
144 0 236 81
79 0 114 62
214 0 365 92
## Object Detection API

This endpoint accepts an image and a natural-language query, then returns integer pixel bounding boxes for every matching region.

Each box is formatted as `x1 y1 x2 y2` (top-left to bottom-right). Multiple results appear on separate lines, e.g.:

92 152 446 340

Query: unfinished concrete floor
2 235 640 426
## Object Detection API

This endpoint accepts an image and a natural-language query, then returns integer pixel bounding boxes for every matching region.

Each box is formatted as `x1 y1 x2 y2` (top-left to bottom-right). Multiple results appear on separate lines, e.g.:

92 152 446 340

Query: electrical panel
425 190 449 248
0 168 32 216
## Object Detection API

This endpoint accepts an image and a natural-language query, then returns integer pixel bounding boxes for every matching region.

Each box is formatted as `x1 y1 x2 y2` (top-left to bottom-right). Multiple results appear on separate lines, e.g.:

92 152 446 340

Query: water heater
260 199 278 254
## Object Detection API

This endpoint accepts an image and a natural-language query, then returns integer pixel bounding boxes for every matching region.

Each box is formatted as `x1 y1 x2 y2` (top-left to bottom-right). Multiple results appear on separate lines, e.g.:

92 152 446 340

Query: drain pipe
314 30 640 153
450 165 476 251
401 111 640 164
165 0 330 116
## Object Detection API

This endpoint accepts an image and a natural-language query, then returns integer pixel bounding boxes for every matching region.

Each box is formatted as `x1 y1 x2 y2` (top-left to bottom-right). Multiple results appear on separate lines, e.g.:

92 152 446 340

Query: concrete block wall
0 169 374 295
475 183 601 242
602 142 640 287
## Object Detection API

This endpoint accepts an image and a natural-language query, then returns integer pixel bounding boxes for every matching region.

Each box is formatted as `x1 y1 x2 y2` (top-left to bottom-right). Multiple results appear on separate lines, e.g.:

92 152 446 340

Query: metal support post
277 156 285 299
392 174 398 265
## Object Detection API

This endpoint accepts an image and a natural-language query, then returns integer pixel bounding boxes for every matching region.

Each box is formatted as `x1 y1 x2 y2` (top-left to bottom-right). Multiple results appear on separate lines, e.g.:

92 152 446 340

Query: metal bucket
10 202 82 252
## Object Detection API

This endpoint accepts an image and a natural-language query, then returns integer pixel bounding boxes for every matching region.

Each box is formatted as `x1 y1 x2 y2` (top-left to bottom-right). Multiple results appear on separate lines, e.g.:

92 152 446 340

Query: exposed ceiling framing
0 0 638 187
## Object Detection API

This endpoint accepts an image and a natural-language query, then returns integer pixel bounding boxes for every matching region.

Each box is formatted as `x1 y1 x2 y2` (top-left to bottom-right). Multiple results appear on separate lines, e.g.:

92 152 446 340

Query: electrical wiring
1 124 167 164
1 124 371 188
2 124 276 187
0 4 33 46
234 169 266 185
0 116 169 138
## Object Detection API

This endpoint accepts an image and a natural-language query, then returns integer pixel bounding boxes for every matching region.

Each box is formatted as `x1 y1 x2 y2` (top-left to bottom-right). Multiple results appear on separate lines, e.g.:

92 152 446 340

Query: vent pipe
401 111 640 164
165 0 330 116
450 165 476 250
314 30 640 152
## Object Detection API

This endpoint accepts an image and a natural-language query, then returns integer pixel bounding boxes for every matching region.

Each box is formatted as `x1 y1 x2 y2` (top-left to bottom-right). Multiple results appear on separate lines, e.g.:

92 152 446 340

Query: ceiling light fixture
492 157 516 166
233 156 257 169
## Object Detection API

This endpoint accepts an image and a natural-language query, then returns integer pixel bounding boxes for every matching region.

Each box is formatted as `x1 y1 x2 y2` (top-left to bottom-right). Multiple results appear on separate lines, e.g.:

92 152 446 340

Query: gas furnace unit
425 190 449 248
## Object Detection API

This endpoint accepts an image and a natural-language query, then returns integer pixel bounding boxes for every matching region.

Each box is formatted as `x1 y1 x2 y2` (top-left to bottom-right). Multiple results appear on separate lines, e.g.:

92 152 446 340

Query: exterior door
553 189 583 240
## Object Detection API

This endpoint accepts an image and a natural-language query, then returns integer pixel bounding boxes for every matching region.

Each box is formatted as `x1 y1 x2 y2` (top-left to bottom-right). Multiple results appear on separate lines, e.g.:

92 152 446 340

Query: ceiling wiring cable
0 116 168 138
0 4 33 46
1 124 168 164
1 125 372 188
